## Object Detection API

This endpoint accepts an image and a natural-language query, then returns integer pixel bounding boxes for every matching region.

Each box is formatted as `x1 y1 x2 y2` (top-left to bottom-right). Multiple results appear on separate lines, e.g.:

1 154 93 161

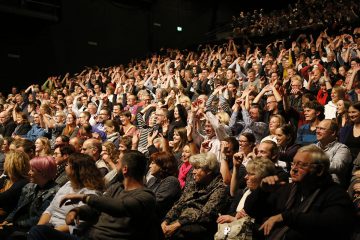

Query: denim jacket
5 181 59 229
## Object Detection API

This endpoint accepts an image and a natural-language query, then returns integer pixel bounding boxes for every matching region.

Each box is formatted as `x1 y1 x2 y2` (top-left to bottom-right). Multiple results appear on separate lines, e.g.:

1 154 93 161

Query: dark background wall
0 0 293 94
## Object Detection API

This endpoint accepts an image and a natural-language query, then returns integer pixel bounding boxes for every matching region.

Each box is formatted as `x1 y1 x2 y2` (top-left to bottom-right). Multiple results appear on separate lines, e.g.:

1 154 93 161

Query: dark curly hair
67 153 104 191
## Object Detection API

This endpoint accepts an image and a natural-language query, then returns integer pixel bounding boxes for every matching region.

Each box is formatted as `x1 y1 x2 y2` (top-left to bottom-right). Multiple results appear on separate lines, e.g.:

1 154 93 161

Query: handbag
214 216 254 240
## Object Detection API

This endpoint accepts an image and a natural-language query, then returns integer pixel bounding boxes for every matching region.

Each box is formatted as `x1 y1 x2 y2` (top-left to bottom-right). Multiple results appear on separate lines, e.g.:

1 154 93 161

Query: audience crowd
0 10 359 240
232 0 359 37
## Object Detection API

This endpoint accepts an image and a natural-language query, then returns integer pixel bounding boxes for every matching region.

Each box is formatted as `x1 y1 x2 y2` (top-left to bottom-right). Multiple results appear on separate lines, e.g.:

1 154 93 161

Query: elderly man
0 111 16 137
316 119 352 187
81 138 108 176
162 152 228 240
245 145 355 240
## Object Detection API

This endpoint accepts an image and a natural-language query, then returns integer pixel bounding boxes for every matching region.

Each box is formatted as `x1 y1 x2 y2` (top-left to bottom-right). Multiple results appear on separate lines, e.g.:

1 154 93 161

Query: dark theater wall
0 0 292 94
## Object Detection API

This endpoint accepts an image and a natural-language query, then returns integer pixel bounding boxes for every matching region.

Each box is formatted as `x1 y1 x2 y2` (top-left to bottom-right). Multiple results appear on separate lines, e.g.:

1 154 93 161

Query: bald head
81 138 102 160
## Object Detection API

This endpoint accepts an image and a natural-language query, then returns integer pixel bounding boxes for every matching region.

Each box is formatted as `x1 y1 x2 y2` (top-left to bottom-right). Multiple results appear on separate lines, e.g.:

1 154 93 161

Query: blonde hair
4 150 30 181
246 157 276 179
216 112 230 125
36 137 52 156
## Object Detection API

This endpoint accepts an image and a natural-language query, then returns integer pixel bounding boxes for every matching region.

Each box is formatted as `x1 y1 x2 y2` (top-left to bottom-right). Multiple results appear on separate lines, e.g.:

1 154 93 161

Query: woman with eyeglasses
36 153 104 233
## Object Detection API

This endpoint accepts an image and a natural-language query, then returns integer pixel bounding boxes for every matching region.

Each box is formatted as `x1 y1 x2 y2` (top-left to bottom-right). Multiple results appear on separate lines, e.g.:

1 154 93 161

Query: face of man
0 112 8 124
81 141 95 159
113 105 121 117
316 120 335 143
249 107 260 121
53 147 66 165
33 114 41 125
303 107 318 122
256 142 274 160
127 95 136 107
266 96 278 112
87 104 97 115
98 110 109 123
79 113 89 126
204 121 215 139
247 72 255 82
290 151 316 182
155 110 166 125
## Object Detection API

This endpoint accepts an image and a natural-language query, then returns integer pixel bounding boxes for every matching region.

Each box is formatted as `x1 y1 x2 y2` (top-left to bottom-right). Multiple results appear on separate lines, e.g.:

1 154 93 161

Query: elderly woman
161 152 228 240
0 156 58 239
217 157 276 224
146 152 181 220
36 153 104 233
0 151 29 221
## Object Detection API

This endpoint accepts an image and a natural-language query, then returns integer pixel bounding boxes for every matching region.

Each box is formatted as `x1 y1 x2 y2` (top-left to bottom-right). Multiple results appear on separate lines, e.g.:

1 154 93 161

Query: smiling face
181 145 191 163
35 139 44 153
269 116 281 134
303 107 317 122
275 128 288 147
336 100 346 114
290 151 315 183
245 171 261 191
349 106 360 124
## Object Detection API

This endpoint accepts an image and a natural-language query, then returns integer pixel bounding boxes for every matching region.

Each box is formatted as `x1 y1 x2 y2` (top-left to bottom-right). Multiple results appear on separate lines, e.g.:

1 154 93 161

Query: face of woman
1 140 8 152
101 146 109 161
275 128 288 147
238 135 251 153
192 167 209 184
269 117 281 133
29 167 47 185
35 139 44 152
339 67 346 76
181 145 191 163
349 106 360 124
66 115 74 125
337 100 345 114
16 115 23 124
120 115 129 125
245 171 261 191
149 161 161 177
330 89 339 103
173 131 181 143
174 107 180 120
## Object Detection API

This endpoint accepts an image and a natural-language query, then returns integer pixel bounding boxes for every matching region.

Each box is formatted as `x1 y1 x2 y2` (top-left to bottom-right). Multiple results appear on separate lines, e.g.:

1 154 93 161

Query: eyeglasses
266 101 277 105
315 126 329 132
291 161 316 169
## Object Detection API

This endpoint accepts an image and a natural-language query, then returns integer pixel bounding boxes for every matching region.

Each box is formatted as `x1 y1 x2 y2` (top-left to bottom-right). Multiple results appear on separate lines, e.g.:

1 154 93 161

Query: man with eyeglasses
81 138 108 176
53 144 76 187
315 119 352 187
244 145 355 240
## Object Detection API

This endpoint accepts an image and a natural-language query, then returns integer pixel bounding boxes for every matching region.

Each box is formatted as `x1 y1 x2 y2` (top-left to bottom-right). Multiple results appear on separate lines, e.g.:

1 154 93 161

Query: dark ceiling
0 0 296 93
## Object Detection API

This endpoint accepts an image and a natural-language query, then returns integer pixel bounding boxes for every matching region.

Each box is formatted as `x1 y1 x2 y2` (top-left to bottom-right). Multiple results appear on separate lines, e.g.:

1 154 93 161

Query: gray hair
297 144 330 172
189 152 219 174
246 157 276 180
